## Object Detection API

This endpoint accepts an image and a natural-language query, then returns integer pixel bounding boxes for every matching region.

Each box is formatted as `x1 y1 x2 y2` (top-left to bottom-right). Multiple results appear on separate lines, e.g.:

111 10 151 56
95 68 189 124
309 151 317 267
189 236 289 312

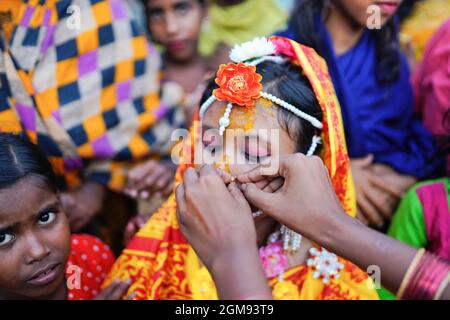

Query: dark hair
288 0 401 84
142 0 206 7
436 109 450 157
396 0 420 22
0 133 57 192
200 60 323 155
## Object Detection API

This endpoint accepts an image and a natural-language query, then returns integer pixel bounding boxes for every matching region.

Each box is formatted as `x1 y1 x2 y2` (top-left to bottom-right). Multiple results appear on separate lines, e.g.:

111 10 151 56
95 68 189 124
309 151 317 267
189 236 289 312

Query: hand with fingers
370 163 416 198
124 160 176 200
94 279 135 300
351 155 415 227
61 181 106 232
238 154 450 300
175 165 272 300
237 154 345 240
123 213 151 246
176 165 256 269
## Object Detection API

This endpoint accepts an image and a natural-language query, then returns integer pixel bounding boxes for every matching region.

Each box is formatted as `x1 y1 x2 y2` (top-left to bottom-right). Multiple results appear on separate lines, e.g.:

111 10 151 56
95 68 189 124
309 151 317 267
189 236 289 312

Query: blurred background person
199 0 290 65
278 0 444 229
122 0 212 245
399 0 450 70
0 0 185 253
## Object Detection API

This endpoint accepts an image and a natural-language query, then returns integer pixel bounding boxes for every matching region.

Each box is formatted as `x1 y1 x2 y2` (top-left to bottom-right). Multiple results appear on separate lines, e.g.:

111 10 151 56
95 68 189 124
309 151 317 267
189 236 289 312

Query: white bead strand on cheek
252 209 263 218
306 135 322 156
219 103 233 135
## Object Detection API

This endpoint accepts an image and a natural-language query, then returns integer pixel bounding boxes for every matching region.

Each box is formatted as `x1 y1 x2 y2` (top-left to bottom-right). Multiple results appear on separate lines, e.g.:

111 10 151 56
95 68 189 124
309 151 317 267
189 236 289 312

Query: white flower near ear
229 37 276 63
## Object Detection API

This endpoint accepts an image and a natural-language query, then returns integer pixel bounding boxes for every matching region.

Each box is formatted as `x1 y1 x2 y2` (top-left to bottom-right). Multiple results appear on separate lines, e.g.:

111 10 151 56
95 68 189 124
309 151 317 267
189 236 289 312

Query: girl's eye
244 137 270 162
0 232 15 247
175 3 191 15
37 212 57 226
149 10 163 21
244 152 269 162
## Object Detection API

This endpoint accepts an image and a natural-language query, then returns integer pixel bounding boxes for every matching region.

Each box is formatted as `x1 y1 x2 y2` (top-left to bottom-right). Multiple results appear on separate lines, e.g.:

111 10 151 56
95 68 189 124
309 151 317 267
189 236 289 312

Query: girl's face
331 0 402 27
201 99 298 177
0 176 70 299
147 0 205 62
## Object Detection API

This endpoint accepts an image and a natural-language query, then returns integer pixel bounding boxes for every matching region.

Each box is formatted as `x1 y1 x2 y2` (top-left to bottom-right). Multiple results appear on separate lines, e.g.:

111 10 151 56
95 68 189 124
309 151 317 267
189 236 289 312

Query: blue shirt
277 19 443 179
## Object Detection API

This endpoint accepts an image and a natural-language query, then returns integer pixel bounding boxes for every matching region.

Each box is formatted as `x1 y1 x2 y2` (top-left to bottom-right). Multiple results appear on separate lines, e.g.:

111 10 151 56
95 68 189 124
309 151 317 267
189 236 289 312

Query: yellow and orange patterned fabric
103 37 378 300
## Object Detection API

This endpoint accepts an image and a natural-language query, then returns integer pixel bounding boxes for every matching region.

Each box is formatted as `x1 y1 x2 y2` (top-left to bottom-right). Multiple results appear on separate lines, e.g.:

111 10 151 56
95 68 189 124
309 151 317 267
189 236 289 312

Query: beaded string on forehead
199 37 323 157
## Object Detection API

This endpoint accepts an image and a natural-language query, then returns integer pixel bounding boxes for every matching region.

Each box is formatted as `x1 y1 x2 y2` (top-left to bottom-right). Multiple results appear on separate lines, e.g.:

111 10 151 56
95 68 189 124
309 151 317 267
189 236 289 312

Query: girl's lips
376 2 399 14
168 40 188 51
26 263 62 286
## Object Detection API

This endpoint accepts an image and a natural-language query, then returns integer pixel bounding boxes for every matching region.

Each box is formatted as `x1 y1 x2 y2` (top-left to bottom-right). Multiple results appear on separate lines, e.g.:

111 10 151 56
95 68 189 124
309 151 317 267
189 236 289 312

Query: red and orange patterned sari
103 38 379 300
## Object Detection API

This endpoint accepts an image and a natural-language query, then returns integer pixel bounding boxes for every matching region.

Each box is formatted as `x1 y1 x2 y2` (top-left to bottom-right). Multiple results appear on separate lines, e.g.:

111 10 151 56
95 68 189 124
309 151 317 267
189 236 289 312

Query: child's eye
175 3 191 15
0 232 15 247
244 137 270 162
244 152 269 163
148 10 163 21
37 212 57 226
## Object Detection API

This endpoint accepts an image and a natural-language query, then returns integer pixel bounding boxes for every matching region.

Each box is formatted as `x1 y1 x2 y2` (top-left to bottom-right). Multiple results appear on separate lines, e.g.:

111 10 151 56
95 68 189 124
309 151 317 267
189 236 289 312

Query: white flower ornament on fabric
307 247 344 284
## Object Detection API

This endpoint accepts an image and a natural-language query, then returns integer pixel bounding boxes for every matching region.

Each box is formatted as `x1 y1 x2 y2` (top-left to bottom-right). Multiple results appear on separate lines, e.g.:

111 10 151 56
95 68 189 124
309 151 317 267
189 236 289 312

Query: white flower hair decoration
229 37 277 63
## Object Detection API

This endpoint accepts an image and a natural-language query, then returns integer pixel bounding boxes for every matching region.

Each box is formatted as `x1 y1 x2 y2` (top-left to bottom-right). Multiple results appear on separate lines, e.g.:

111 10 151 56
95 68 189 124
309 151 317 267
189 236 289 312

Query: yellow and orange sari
103 38 379 300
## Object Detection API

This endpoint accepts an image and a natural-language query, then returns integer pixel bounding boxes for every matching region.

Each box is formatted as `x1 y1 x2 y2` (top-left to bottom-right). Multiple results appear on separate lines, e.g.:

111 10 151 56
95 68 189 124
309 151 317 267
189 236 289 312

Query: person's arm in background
237 154 450 299
351 154 418 227
60 181 106 232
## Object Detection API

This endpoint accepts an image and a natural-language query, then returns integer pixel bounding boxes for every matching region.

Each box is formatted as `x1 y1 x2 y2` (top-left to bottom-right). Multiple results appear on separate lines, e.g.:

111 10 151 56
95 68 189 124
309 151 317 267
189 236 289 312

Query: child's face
147 0 205 62
0 176 70 299
332 0 402 27
201 99 298 177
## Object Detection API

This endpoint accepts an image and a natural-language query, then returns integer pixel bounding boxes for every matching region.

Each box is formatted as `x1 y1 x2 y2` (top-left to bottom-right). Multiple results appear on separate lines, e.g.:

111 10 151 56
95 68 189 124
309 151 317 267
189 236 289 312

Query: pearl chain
306 135 322 156
218 103 233 135
259 91 323 129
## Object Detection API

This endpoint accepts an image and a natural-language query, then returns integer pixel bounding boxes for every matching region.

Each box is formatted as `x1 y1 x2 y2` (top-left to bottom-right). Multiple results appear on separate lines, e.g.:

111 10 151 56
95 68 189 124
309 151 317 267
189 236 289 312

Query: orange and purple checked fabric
0 0 184 190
